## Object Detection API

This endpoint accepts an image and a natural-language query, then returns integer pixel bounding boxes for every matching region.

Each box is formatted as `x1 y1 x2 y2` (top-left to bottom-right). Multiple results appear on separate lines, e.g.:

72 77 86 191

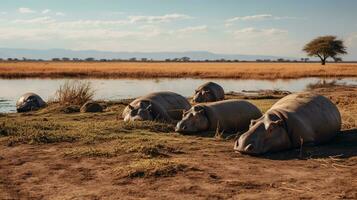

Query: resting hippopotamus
175 100 262 134
235 92 341 155
122 91 191 123
16 93 46 113
192 82 224 103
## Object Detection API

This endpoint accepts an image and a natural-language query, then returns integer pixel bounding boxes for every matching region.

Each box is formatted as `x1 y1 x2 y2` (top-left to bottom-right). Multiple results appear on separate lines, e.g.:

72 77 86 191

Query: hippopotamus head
192 89 214 103
234 116 291 155
124 101 153 122
16 93 46 113
175 105 209 134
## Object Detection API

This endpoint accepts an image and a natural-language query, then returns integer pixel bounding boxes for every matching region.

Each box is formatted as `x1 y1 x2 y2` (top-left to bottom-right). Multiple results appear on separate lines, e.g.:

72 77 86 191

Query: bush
53 80 95 106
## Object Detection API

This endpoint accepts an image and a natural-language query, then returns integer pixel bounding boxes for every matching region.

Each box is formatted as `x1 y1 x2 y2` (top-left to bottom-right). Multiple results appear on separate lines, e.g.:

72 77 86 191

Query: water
0 77 356 113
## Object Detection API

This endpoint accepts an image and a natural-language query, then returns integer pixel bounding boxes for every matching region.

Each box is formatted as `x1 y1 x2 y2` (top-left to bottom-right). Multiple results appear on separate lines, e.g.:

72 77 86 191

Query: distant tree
180 57 190 62
52 58 61 61
72 58 80 61
141 58 148 62
129 57 137 62
62 57 70 61
303 35 347 65
85 57 95 62
277 58 285 62
165 58 171 62
7 58 13 61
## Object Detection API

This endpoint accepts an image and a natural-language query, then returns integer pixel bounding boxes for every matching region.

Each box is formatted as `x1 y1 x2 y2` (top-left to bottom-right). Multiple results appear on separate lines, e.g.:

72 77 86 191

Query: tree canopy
303 35 347 65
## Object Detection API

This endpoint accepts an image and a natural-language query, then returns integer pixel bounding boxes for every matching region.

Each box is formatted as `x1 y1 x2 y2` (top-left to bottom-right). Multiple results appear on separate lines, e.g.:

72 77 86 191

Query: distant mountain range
0 48 298 61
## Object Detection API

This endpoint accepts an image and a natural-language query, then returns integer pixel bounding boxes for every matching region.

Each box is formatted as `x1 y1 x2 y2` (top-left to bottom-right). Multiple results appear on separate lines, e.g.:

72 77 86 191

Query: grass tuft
115 159 187 178
52 80 94 106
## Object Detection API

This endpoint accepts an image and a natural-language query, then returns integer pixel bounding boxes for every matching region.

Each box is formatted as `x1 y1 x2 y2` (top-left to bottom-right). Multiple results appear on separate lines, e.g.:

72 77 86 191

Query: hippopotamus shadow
260 129 357 160
180 130 242 141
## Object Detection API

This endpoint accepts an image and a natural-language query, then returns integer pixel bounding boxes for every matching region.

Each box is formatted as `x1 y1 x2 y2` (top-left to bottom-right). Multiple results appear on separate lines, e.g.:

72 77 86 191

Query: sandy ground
0 86 356 200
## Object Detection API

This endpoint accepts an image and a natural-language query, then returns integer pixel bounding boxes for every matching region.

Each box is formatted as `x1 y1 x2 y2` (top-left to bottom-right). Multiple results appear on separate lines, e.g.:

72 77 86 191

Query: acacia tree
303 35 347 65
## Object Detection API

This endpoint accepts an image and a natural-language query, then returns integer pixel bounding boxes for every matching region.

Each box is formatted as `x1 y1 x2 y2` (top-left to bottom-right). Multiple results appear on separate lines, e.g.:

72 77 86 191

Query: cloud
10 13 192 28
233 27 288 37
18 7 36 14
227 14 273 22
13 17 56 24
0 12 7 15
41 9 51 14
226 14 300 26
176 25 208 33
225 27 299 56
55 12 66 16
128 13 191 23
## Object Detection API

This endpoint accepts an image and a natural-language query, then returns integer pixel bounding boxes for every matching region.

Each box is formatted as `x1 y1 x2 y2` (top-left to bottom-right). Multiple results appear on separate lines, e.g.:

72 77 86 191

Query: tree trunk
321 58 326 65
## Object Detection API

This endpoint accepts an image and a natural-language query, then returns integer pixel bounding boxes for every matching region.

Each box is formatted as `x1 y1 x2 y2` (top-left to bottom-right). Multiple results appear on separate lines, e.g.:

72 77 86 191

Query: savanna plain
0 81 356 199
0 62 357 79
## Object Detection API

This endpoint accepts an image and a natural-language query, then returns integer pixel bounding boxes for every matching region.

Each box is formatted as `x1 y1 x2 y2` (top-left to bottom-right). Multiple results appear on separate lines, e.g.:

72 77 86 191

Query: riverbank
0 85 356 199
0 62 357 79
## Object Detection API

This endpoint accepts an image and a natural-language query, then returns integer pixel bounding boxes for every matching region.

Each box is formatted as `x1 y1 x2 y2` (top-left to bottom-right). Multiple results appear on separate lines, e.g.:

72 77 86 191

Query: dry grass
0 62 356 79
52 80 94 106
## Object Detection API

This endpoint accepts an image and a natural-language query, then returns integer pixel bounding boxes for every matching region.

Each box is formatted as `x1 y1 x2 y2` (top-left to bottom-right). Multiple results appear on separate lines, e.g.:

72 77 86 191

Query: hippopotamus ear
250 119 258 127
267 119 283 133
128 104 134 110
193 105 204 112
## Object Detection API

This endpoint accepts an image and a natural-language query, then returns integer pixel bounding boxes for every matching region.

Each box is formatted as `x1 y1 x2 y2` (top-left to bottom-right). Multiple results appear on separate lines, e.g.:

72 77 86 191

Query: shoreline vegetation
0 62 357 79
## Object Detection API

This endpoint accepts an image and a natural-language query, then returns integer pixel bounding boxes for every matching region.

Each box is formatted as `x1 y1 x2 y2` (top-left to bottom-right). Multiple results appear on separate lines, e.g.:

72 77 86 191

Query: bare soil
0 86 356 200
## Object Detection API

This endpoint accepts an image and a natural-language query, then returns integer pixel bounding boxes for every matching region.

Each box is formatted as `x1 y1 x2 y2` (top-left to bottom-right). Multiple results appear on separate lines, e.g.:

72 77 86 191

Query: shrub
53 80 95 106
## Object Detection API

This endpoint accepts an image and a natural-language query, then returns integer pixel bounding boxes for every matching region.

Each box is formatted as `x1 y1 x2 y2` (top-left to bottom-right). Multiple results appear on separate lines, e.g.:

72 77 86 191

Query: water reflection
0 78 356 113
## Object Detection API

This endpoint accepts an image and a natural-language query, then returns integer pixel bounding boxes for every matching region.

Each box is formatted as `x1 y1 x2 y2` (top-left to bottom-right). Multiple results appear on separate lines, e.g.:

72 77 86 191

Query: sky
0 0 357 59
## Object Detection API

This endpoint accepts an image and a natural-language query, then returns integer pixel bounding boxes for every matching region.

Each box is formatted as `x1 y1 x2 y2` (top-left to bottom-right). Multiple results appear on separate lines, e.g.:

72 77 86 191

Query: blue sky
1 0 356 59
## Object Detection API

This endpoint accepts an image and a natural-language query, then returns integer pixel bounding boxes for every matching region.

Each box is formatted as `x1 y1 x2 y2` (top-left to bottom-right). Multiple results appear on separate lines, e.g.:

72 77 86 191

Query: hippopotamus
192 82 224 103
122 91 191 123
175 99 262 134
235 92 341 155
16 93 46 113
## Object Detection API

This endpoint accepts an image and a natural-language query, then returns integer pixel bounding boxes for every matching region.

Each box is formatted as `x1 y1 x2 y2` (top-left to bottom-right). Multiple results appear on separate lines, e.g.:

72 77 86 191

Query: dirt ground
0 86 356 200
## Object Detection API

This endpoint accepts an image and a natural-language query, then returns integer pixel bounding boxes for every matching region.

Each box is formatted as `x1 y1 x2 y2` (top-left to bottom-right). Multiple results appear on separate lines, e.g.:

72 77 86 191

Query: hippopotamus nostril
175 123 186 132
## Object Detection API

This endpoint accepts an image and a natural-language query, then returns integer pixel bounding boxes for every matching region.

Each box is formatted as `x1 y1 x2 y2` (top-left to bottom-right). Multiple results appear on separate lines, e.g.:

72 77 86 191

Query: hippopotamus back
16 93 46 113
204 100 262 132
192 82 225 103
175 99 262 134
270 92 341 145
235 92 341 154
122 91 191 122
